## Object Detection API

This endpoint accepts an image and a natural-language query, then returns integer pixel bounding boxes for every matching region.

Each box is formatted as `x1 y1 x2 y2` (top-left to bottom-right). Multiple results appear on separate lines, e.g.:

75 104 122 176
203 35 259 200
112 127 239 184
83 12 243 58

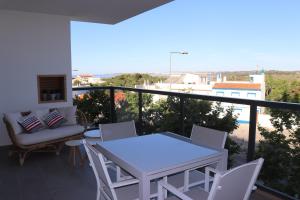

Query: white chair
83 140 158 200
190 125 227 150
99 120 137 142
99 120 137 181
158 158 264 200
168 125 227 191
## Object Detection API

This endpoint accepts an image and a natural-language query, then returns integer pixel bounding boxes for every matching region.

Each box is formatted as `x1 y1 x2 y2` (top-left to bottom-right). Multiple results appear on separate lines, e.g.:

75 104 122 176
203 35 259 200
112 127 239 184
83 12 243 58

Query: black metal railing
73 86 300 200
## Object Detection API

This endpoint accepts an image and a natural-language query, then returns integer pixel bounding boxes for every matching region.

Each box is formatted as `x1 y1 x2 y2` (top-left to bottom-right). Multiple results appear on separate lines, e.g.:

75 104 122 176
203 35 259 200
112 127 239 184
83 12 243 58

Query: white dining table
96 133 228 200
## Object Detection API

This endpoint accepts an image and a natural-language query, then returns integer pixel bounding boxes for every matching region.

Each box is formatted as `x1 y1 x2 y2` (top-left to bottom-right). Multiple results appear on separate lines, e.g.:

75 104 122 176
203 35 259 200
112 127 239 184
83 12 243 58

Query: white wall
0 11 72 146
212 89 262 100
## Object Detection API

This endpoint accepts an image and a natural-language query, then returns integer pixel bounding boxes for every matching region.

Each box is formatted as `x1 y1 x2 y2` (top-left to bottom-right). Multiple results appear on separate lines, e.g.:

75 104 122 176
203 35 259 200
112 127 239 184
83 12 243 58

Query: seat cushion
15 125 84 145
32 108 50 126
57 106 77 126
166 187 209 200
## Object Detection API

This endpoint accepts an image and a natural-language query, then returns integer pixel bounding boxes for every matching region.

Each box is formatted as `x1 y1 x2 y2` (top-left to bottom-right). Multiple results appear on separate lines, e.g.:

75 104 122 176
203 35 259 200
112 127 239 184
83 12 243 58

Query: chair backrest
190 125 227 150
208 158 264 200
100 120 137 141
83 140 117 200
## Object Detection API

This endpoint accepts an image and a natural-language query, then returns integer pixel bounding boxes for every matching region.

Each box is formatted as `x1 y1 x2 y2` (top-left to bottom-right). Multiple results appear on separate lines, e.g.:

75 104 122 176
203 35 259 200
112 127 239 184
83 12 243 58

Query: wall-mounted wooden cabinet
37 75 67 103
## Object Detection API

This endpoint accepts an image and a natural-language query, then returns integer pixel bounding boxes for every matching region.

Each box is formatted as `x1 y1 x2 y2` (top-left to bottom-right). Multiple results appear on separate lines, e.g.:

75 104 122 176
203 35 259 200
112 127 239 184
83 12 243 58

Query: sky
71 0 300 74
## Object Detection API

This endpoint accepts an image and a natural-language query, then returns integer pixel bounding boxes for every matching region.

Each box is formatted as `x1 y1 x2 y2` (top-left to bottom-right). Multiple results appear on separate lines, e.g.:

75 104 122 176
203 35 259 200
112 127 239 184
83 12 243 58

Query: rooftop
213 83 261 90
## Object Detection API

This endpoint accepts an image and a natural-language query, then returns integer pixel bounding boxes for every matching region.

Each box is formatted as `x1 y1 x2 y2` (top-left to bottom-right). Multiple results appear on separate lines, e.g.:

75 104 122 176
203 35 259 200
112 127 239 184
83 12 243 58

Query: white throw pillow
4 112 24 134
57 106 77 126
32 108 50 127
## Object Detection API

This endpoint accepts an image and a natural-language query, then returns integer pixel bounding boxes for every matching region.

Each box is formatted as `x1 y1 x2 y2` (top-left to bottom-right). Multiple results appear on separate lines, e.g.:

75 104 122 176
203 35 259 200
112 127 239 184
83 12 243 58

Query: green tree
256 92 300 197
100 73 166 87
265 73 300 102
73 79 81 87
73 90 111 127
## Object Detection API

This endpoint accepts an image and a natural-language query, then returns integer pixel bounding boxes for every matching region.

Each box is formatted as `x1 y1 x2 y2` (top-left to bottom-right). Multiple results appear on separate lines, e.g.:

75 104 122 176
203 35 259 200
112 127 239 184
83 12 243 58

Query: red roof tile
213 83 261 90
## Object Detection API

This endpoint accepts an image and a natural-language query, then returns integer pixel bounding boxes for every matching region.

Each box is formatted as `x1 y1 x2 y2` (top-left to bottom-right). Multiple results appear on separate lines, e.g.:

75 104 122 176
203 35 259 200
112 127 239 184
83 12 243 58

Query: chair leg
68 146 76 167
76 147 85 167
56 143 64 156
96 189 101 200
19 151 28 166
116 166 121 182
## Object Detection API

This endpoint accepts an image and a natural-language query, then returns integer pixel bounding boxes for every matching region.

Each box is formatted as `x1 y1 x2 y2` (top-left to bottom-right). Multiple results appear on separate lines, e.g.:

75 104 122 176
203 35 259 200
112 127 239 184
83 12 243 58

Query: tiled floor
0 146 282 200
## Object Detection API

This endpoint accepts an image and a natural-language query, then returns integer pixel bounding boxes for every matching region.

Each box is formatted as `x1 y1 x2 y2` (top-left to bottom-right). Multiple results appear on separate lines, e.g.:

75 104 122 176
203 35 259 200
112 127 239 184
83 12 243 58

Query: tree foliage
99 73 166 87
256 92 300 197
73 90 111 126
265 74 300 102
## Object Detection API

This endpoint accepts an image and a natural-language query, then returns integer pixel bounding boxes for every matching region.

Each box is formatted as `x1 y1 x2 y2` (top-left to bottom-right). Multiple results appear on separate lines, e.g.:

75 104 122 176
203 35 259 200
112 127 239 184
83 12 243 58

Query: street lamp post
169 51 188 89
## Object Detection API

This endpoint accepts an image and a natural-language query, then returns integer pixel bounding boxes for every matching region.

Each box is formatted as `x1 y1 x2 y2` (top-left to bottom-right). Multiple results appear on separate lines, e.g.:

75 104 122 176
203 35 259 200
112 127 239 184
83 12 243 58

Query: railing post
110 87 116 123
138 91 143 133
179 96 185 136
247 104 257 161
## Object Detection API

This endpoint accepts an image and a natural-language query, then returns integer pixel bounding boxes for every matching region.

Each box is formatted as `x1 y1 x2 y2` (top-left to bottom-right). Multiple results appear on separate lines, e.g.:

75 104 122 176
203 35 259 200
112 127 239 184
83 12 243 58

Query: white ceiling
0 0 173 24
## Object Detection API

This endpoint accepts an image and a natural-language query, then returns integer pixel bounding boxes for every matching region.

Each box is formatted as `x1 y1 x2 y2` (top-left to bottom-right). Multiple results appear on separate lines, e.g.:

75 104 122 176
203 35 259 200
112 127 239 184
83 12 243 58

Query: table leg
139 176 150 200
75 146 85 167
68 146 76 167
163 176 168 198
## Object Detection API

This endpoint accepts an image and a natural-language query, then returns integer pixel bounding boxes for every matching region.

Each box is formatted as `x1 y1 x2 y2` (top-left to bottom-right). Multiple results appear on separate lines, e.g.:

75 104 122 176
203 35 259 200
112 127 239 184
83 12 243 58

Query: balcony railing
73 86 300 200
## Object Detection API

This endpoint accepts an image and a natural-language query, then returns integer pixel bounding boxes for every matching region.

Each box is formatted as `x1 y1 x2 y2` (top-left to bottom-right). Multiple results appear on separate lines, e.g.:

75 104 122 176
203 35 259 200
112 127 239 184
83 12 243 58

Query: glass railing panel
73 88 111 129
141 93 171 134
255 107 300 199
114 90 138 123
229 103 251 167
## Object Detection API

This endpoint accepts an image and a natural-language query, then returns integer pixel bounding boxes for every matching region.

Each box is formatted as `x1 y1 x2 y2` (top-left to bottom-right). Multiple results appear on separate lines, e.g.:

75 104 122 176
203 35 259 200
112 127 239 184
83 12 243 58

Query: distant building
137 72 266 123
212 73 265 123
212 83 262 99
138 73 212 95
72 74 105 86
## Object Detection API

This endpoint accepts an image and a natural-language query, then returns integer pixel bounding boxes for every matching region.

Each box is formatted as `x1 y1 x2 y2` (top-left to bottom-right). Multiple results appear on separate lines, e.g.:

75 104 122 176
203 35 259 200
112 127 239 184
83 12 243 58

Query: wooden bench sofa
3 106 87 165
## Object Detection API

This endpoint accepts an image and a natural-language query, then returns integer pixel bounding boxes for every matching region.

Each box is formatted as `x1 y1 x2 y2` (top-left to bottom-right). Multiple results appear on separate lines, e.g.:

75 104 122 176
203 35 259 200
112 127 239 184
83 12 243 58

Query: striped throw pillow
43 110 66 129
18 115 44 133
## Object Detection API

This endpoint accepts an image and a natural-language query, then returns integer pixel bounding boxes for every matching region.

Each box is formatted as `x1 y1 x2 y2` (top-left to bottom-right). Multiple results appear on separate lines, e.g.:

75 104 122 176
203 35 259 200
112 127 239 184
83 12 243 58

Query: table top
84 129 102 138
97 133 219 174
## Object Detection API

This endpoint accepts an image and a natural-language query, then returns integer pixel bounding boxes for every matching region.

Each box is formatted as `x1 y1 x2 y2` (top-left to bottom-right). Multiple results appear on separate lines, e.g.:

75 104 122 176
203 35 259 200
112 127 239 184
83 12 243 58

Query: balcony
1 1 299 199
0 86 299 199
1 86 298 200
